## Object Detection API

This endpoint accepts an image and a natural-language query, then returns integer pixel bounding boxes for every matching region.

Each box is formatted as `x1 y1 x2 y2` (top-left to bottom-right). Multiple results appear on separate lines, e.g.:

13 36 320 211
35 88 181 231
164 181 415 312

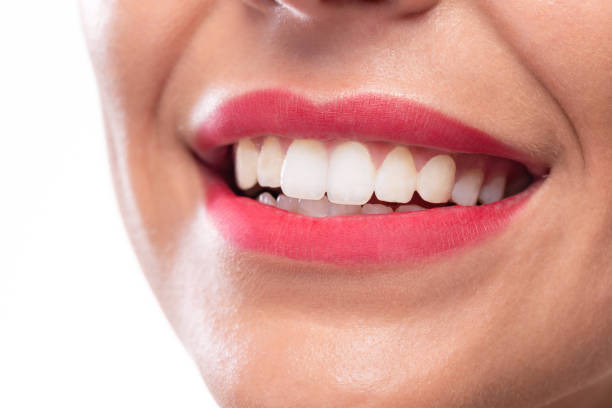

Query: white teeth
375 146 417 203
327 141 376 205
281 139 328 200
235 139 259 190
298 197 330 218
277 194 299 213
257 136 284 188
236 137 523 214
396 204 426 212
329 202 361 216
283 195 361 217
417 155 456 204
479 169 507 204
257 192 276 207
451 168 484 206
361 204 393 215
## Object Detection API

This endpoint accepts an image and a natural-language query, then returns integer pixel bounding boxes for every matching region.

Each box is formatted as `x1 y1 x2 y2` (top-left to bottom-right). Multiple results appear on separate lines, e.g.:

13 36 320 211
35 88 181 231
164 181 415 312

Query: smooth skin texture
80 1 612 407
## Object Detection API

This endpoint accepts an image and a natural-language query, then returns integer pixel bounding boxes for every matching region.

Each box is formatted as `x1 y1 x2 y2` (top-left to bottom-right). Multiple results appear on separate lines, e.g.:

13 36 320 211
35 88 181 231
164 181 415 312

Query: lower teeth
258 192 433 217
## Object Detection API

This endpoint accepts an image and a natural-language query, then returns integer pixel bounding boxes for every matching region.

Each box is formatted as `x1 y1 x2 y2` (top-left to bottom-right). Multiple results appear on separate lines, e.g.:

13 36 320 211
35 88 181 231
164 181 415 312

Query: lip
192 89 542 265
193 89 544 169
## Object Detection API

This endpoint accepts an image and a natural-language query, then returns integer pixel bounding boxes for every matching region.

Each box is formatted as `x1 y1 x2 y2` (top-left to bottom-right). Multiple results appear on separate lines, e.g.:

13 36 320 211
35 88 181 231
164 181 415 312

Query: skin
80 1 612 407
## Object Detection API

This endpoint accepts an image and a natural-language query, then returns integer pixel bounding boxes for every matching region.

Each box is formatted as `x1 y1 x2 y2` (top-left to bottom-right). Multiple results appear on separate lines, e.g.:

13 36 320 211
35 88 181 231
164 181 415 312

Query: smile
191 89 548 264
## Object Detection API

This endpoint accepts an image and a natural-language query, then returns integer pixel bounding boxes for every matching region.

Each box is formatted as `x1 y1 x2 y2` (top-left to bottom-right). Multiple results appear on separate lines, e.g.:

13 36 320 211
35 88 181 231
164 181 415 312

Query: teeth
234 139 259 190
298 197 330 218
235 137 526 213
257 136 284 188
257 192 277 207
362 204 393 215
329 202 361 216
375 146 417 203
281 139 328 200
280 195 361 217
451 168 484 206
479 168 507 204
417 155 456 204
327 142 376 205
396 204 426 212
277 194 299 213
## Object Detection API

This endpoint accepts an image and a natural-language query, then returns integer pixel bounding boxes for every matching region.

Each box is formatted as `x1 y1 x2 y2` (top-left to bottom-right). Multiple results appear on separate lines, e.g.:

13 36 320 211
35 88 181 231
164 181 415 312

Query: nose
274 0 439 19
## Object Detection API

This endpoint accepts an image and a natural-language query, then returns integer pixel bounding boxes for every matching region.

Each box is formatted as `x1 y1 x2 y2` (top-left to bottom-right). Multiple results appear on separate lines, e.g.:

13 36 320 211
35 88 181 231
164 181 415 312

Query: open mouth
191 89 547 264
223 137 533 216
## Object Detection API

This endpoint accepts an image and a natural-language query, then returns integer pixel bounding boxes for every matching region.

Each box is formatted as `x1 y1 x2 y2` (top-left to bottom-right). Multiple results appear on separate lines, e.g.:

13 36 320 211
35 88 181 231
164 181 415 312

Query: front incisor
327 141 376 205
281 139 328 200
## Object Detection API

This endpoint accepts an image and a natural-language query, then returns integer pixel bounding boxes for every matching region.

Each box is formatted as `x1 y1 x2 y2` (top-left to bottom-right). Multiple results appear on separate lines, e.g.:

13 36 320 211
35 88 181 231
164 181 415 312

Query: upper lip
190 88 547 174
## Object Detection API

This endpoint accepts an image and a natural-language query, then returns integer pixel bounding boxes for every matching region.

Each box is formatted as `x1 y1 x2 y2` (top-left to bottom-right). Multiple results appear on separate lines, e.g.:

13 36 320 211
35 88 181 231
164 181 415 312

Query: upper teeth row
235 137 511 206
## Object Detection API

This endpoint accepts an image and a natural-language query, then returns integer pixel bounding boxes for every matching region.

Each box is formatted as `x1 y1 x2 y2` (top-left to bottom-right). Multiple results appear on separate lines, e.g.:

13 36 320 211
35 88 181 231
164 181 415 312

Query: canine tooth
479 171 507 204
235 139 259 190
277 194 299 213
257 192 277 207
451 168 484 206
281 139 328 200
298 197 330 217
375 146 417 203
329 202 361 216
257 136 284 188
417 155 456 203
362 204 393 215
327 141 375 205
396 204 426 212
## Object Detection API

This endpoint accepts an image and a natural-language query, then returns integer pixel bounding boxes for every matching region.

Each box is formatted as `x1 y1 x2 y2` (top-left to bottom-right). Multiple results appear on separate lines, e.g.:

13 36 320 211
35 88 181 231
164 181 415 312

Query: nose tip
275 0 439 19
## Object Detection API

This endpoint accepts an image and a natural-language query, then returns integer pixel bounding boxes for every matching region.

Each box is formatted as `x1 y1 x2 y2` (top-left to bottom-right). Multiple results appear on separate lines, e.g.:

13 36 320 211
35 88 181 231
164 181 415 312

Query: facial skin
80 1 612 407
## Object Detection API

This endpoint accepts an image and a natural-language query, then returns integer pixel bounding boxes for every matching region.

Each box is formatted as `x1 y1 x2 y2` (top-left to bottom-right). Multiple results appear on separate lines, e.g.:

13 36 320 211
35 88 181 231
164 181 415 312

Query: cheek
85 1 221 270
478 1 612 144
83 0 216 118
479 0 612 233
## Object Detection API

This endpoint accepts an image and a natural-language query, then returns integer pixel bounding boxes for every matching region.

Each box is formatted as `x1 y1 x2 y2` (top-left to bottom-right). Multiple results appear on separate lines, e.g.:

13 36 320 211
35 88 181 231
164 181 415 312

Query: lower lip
203 169 534 265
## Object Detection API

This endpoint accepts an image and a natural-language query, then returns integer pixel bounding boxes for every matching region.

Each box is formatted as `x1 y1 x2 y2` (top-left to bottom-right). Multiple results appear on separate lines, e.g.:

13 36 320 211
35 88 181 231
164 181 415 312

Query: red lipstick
195 89 536 165
193 89 538 265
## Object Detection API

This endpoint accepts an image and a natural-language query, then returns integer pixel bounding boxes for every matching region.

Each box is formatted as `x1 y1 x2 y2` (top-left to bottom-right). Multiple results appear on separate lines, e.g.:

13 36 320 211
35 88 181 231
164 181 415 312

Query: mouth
190 89 548 265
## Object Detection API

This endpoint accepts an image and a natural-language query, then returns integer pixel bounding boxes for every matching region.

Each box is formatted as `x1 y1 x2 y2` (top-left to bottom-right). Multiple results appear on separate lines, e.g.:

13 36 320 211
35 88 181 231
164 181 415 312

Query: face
80 1 612 407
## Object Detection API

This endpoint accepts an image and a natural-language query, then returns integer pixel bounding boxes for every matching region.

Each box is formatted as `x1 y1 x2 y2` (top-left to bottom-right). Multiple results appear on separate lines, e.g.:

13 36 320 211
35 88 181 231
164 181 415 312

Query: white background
0 2 218 407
